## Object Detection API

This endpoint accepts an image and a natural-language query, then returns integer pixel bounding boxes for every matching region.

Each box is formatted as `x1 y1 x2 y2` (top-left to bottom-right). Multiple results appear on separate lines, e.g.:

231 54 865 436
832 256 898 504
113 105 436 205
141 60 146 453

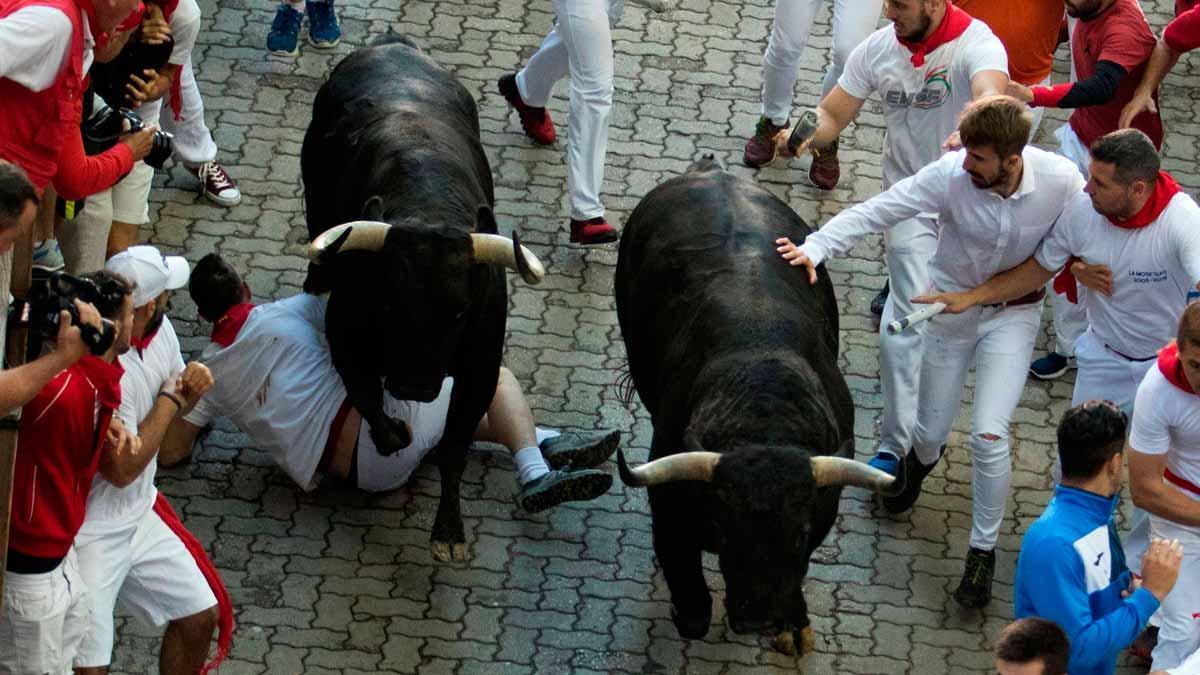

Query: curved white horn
617 449 720 487
307 221 391 262
810 456 902 495
469 233 545 284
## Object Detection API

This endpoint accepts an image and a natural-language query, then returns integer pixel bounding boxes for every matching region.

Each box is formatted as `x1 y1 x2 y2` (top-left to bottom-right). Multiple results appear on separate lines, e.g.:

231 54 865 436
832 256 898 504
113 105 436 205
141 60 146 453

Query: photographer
0 268 138 675
0 161 109 414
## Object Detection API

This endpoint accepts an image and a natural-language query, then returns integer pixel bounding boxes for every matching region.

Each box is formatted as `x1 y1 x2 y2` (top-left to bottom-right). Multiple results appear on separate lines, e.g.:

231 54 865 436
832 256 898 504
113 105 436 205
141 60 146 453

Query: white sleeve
801 155 951 265
166 0 200 66
1129 376 1172 456
183 392 216 427
836 35 876 100
964 24 1010 81
117 371 140 431
1035 197 1086 272
0 7 73 92
1171 203 1200 288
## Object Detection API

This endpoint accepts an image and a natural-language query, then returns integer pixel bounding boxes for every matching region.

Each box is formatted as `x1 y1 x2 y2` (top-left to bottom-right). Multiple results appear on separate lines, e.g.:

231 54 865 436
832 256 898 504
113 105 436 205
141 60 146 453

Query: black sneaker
540 430 620 470
870 279 889 317
881 447 943 514
518 468 612 513
953 547 996 609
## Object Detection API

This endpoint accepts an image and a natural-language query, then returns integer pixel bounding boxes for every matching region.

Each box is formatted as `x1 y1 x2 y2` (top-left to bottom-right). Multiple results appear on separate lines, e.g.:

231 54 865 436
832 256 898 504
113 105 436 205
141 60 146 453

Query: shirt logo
1129 269 1169 284
1094 551 1104 567
883 65 952 110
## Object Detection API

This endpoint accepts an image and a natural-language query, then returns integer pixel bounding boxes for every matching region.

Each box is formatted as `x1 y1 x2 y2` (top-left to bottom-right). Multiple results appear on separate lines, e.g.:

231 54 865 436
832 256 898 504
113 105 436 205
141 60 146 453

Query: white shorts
356 377 454 492
1150 513 1200 671
109 160 154 224
1054 123 1092 177
72 505 217 667
0 549 91 675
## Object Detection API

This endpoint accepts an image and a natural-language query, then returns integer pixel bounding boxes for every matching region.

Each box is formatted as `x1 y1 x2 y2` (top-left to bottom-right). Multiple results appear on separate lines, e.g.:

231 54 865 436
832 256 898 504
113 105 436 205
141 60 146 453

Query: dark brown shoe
808 138 841 190
743 116 788 168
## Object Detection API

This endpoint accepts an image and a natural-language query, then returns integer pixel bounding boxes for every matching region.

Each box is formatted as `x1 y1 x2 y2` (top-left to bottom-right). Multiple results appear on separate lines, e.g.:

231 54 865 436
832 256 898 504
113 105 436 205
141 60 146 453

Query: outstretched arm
914 256 1056 313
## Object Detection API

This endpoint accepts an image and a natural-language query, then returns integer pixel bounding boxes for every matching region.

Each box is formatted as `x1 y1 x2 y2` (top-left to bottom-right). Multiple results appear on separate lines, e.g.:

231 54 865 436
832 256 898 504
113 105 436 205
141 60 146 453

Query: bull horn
810 456 904 496
617 448 720 487
469 232 545 284
307 221 391 262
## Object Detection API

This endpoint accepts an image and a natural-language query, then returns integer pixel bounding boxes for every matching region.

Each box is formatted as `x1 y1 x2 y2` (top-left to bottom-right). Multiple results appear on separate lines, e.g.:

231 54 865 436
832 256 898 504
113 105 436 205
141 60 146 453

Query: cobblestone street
105 0 1198 671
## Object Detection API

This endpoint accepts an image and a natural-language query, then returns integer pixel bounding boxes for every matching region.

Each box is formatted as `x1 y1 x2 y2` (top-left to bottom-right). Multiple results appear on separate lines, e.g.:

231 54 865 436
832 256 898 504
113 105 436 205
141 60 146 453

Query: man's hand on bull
1071 260 1113 296
774 237 818 284
911 289 979 315
164 362 215 415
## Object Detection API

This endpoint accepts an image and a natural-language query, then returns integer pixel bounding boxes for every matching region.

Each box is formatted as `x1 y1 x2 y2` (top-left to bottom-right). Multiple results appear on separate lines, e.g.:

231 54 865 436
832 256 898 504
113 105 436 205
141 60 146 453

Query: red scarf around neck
1053 171 1182 303
211 303 255 347
1158 341 1197 395
896 3 973 67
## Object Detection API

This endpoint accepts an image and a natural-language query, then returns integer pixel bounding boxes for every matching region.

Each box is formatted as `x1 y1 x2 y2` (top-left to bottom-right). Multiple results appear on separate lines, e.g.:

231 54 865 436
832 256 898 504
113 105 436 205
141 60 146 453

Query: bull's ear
362 195 385 221
475 205 499 235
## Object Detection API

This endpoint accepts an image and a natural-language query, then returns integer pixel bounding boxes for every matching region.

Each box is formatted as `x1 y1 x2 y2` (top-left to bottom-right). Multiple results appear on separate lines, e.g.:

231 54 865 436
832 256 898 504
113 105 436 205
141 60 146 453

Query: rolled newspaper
885 302 946 335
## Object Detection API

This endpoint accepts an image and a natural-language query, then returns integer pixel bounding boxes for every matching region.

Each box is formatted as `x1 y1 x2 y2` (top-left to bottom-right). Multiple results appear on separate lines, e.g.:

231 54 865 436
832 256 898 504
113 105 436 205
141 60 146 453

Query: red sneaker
569 217 618 245
808 138 841 190
499 73 555 145
743 116 789 168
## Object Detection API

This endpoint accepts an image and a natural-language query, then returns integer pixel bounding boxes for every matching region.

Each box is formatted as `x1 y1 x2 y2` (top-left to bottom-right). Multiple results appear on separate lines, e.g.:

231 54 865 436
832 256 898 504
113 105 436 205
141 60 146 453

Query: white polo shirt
1130 363 1200 496
166 0 200 67
838 19 1008 189
802 147 1084 293
1035 191 1200 360
77 317 184 533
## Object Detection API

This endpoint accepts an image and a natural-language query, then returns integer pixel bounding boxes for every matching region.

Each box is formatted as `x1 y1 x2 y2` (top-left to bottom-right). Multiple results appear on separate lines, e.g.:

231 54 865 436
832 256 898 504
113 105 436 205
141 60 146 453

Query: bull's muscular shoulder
319 42 477 125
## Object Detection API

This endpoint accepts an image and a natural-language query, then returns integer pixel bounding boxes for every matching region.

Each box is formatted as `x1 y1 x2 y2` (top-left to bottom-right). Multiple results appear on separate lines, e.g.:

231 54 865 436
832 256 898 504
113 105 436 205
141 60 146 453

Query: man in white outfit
499 0 623 246
742 0 883 187
778 95 1084 608
785 0 1008 482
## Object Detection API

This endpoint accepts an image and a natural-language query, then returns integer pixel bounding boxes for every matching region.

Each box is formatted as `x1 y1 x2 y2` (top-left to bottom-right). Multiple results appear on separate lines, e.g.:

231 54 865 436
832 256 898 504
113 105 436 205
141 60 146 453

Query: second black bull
614 157 905 654
300 36 543 562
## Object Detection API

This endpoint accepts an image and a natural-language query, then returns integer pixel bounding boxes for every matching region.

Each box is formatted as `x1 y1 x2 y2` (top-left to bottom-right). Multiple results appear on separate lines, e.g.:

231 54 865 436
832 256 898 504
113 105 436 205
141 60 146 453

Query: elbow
101 464 138 488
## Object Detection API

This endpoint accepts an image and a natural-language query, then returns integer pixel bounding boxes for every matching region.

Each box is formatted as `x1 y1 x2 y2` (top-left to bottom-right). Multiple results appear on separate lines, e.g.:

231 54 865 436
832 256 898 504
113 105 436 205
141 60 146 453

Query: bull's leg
772 596 813 655
650 493 711 638
430 445 469 562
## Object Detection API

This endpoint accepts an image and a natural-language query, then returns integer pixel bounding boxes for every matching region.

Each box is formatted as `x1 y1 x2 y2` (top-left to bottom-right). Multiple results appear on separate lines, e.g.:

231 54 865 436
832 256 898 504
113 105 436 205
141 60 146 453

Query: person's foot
192 161 242 207
498 73 555 145
1029 352 1076 380
881 446 942 514
541 430 620 470
1128 626 1158 663
32 239 65 272
808 138 841 190
953 547 996 609
870 280 889 317
305 0 340 49
569 217 618 245
518 468 612 513
743 116 789 168
867 451 902 478
267 3 303 56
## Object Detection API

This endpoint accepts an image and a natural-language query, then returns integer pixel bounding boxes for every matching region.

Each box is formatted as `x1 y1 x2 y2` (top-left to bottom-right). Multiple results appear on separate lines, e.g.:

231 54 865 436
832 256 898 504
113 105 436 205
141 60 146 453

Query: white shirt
1130 364 1200 497
1035 192 1200 359
802 147 1084 293
78 317 184 532
0 6 93 90
166 0 200 67
838 19 1009 189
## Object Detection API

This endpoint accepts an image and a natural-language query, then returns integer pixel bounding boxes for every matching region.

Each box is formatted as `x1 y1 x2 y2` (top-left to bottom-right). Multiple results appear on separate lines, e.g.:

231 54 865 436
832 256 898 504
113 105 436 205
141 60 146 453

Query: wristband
157 390 184 411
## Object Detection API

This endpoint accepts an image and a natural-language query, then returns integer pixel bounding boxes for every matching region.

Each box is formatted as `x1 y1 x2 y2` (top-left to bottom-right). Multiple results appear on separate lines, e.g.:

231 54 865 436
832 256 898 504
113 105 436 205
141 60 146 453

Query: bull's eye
455 310 466 322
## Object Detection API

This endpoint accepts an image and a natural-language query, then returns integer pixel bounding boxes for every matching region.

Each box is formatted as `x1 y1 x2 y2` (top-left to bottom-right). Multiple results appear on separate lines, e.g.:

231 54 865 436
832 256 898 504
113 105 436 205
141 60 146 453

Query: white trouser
0 549 90 675
1149 512 1200 671
1025 74 1051 143
516 0 624 221
912 302 1042 550
1047 123 1092 356
159 59 218 166
879 216 938 457
760 0 883 125
355 378 454 492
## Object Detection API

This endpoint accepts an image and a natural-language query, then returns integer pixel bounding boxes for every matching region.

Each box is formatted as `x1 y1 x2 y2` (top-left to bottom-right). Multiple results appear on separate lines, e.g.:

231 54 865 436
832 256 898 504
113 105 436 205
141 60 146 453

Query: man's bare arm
970 69 1008 100
913 256 1057 313
99 397 179 487
160 418 201 468
1128 447 1200 527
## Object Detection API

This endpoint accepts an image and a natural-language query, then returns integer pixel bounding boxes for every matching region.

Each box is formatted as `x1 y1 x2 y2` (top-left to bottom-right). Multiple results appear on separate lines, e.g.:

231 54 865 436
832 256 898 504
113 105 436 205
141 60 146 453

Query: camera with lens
82 106 173 170
15 272 118 359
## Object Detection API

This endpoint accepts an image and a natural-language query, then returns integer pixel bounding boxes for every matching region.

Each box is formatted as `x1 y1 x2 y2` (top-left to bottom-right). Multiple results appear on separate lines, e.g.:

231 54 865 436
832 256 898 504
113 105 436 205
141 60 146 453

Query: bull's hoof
801 625 815 654
431 540 471 562
670 607 710 639
771 626 814 656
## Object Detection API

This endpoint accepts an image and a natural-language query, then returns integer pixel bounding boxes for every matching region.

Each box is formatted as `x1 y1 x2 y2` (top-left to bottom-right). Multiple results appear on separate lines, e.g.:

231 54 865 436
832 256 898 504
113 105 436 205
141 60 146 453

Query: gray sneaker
518 468 612 513
32 239 65 272
540 429 620 470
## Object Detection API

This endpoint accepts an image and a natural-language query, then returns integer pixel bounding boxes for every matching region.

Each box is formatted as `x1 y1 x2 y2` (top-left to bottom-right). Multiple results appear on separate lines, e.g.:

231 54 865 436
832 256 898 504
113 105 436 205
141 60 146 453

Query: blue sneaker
32 239 65 272
267 4 303 56
306 0 341 49
867 451 901 478
1029 351 1075 380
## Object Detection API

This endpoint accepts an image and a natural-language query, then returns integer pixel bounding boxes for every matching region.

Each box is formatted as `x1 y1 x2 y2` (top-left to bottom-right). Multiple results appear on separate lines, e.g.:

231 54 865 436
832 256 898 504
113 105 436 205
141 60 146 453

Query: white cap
105 245 190 308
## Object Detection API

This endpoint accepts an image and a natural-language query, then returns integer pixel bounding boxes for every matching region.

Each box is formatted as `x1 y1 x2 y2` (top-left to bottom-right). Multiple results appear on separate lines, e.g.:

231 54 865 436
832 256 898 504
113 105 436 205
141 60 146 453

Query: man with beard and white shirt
72 246 230 675
782 0 1008 495
777 96 1084 608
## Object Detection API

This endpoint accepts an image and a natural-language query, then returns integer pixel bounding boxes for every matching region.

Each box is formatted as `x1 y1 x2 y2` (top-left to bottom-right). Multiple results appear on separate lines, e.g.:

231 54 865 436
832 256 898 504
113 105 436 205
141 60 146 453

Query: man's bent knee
172 604 218 639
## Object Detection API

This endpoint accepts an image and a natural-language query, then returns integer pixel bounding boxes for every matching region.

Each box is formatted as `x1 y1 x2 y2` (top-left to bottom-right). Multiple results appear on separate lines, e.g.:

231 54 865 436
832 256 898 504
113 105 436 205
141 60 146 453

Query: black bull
300 36 542 561
614 157 903 654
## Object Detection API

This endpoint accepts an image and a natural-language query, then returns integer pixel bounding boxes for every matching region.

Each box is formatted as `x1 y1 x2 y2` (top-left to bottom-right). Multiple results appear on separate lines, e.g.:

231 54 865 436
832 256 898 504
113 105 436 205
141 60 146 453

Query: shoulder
1106 0 1154 33
1163 190 1200 223
1028 148 1086 183
856 26 899 60
170 0 201 25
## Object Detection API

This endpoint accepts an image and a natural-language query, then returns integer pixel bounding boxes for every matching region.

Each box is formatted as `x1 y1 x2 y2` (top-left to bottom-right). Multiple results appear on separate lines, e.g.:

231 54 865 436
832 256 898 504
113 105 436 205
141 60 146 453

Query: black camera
82 106 173 170
17 272 118 358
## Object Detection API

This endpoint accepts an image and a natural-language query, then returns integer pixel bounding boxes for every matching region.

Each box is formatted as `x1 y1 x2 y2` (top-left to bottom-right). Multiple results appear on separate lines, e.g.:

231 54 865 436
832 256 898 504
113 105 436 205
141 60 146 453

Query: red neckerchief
1158 341 1197 395
1053 171 1182 303
896 3 973 67
129 324 160 356
211 303 254 347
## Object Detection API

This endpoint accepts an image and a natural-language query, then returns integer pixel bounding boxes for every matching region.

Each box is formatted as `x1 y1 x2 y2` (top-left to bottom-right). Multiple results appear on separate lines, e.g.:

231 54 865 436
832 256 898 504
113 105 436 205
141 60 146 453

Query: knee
173 605 218 640
971 432 1010 462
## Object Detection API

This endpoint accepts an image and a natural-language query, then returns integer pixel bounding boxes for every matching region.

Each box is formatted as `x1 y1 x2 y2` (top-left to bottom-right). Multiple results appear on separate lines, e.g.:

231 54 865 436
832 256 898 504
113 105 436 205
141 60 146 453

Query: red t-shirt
9 355 122 559
1165 5 1200 53
1178 0 1197 15
1069 0 1162 148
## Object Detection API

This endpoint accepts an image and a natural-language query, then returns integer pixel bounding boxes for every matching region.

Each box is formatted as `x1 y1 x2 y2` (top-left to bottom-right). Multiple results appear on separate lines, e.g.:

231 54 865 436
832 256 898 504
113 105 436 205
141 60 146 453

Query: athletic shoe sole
202 190 242 208
544 431 620 471
307 34 340 49
268 46 299 57
520 472 612 514
1028 362 1076 380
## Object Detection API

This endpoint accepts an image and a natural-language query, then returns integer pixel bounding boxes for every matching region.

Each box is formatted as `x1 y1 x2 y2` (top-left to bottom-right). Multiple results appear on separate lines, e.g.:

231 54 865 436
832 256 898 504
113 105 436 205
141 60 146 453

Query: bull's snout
724 597 779 636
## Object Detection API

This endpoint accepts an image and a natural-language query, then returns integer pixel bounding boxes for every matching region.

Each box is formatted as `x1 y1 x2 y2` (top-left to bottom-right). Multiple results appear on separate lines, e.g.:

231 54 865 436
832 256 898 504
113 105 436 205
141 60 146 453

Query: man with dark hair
164 254 618 513
995 618 1071 675
0 159 37 252
1125 301 1200 670
777 95 1084 608
1014 401 1183 675
0 268 138 674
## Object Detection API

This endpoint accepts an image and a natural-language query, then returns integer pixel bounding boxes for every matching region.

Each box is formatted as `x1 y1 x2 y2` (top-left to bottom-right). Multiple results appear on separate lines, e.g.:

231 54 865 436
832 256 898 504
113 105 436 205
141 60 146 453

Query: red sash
896 3 972 67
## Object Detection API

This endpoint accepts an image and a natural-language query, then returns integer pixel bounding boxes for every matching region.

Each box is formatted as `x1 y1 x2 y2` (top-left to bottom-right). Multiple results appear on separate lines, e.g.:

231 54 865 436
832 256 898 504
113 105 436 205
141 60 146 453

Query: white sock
535 427 559 447
514 446 549 485
288 0 304 12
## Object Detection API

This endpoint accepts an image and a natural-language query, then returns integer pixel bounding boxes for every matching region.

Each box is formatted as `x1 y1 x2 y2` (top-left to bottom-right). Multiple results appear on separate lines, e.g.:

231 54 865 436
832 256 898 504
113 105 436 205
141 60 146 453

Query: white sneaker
32 239 65 272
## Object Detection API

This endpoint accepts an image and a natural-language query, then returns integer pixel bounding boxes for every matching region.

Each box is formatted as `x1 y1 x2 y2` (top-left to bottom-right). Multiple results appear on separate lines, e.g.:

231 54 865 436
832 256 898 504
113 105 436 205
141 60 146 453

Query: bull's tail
615 362 638 408
370 32 420 50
